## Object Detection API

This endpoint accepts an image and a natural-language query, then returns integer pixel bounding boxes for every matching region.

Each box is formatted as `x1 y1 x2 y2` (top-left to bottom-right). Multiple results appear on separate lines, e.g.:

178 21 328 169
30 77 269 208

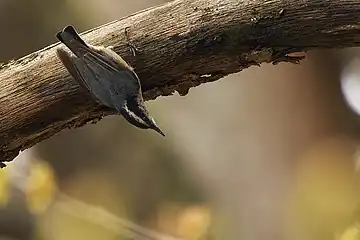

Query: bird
56 25 165 136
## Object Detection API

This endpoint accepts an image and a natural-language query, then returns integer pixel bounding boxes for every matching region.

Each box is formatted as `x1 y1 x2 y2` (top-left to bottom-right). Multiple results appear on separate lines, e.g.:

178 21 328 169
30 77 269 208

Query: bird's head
119 95 165 136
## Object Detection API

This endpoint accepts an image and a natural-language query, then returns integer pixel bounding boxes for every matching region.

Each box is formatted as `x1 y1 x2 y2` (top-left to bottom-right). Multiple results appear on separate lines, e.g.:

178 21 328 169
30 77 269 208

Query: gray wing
57 48 89 90
57 45 141 110
81 45 141 94
80 47 141 99
57 47 115 108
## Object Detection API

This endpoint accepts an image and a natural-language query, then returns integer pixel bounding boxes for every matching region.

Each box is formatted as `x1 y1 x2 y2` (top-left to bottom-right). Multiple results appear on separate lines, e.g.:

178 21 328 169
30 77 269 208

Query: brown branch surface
1 0 360 165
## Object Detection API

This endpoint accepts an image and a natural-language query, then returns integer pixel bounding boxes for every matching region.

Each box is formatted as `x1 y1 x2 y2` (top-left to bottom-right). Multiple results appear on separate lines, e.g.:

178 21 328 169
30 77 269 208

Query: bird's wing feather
58 44 142 110
56 47 115 108
97 47 134 71
72 58 117 108
81 51 140 96
56 48 90 90
81 46 141 90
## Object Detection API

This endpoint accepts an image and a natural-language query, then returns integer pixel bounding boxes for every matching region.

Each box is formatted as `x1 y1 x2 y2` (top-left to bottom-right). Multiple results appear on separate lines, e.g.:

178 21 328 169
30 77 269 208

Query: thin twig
54 193 184 240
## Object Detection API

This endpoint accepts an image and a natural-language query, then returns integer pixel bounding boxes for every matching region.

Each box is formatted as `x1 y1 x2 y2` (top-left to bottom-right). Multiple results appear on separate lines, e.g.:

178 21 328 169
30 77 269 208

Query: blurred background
1 1 360 240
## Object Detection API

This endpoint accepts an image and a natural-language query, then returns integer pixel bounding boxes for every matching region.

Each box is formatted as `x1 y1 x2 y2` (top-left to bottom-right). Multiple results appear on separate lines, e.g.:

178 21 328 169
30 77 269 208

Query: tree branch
1 0 360 165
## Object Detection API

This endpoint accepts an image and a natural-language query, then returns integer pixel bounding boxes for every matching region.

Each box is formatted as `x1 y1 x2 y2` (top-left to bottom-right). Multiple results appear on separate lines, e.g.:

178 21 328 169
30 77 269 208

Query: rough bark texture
1 0 360 165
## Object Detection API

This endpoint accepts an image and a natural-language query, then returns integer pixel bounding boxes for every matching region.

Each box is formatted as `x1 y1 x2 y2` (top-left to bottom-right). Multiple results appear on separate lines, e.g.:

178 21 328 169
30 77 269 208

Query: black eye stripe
124 104 148 126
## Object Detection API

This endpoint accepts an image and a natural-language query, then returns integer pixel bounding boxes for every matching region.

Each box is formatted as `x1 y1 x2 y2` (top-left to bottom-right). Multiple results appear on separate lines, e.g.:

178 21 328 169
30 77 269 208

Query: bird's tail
56 25 89 57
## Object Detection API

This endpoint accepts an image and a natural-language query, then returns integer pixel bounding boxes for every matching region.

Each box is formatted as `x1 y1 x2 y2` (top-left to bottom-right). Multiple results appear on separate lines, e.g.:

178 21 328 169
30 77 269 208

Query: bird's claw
124 27 139 56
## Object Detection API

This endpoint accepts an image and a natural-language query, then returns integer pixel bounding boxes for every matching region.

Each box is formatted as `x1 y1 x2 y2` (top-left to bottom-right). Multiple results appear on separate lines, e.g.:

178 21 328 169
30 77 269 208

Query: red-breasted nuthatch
56 25 165 136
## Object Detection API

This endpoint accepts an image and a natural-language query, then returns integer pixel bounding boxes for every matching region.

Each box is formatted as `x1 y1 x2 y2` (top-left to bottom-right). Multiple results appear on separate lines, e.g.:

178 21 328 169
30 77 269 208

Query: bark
1 0 360 165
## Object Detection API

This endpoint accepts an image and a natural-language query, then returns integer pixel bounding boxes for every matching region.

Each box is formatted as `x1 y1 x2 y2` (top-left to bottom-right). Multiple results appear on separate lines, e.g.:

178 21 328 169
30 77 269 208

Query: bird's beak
148 117 165 136
150 121 165 137
152 125 165 136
